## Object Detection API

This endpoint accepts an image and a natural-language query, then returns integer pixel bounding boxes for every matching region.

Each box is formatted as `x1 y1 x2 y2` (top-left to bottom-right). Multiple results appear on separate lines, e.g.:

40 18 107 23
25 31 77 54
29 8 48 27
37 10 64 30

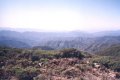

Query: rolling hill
0 29 120 53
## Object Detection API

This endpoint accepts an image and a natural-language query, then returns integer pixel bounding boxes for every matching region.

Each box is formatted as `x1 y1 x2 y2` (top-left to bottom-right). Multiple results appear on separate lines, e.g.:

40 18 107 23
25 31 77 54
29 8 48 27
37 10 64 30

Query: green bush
91 56 120 71
12 67 25 76
55 48 85 59
31 56 40 62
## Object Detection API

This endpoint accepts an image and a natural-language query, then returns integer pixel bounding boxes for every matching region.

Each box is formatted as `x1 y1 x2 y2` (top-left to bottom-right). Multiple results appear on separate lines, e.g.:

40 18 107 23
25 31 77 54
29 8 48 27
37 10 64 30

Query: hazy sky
0 0 120 32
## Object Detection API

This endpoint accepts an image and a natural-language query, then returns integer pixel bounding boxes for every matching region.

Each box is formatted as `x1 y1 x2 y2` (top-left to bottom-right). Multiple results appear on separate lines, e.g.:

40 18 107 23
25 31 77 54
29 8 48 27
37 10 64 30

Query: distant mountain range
0 28 120 53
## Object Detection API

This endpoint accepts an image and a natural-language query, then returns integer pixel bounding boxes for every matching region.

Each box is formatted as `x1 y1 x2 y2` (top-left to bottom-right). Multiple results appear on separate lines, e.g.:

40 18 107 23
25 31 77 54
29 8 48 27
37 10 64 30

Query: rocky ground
1 48 120 80
32 58 119 80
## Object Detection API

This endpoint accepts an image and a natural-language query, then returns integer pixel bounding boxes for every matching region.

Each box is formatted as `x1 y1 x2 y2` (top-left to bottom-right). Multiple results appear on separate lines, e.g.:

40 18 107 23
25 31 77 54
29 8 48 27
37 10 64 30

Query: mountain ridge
0 29 120 53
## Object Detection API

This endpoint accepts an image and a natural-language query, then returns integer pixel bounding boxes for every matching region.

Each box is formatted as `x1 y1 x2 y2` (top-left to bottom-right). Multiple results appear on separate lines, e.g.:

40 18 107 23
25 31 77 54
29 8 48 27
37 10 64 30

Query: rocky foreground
0 48 120 80
32 58 118 80
10 58 119 80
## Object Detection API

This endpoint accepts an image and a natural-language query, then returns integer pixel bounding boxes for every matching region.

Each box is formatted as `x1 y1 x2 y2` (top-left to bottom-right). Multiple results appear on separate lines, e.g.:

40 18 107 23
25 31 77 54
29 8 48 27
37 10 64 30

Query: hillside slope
0 37 30 48
97 44 120 57
0 48 119 80
0 30 120 53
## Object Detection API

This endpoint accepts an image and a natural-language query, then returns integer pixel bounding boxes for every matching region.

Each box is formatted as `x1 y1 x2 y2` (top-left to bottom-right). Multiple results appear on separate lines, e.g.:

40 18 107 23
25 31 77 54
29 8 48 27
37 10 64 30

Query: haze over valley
0 0 120 80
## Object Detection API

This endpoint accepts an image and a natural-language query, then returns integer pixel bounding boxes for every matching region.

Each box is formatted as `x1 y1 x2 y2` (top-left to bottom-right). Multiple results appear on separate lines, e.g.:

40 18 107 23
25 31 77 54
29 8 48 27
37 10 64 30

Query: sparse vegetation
0 47 119 80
